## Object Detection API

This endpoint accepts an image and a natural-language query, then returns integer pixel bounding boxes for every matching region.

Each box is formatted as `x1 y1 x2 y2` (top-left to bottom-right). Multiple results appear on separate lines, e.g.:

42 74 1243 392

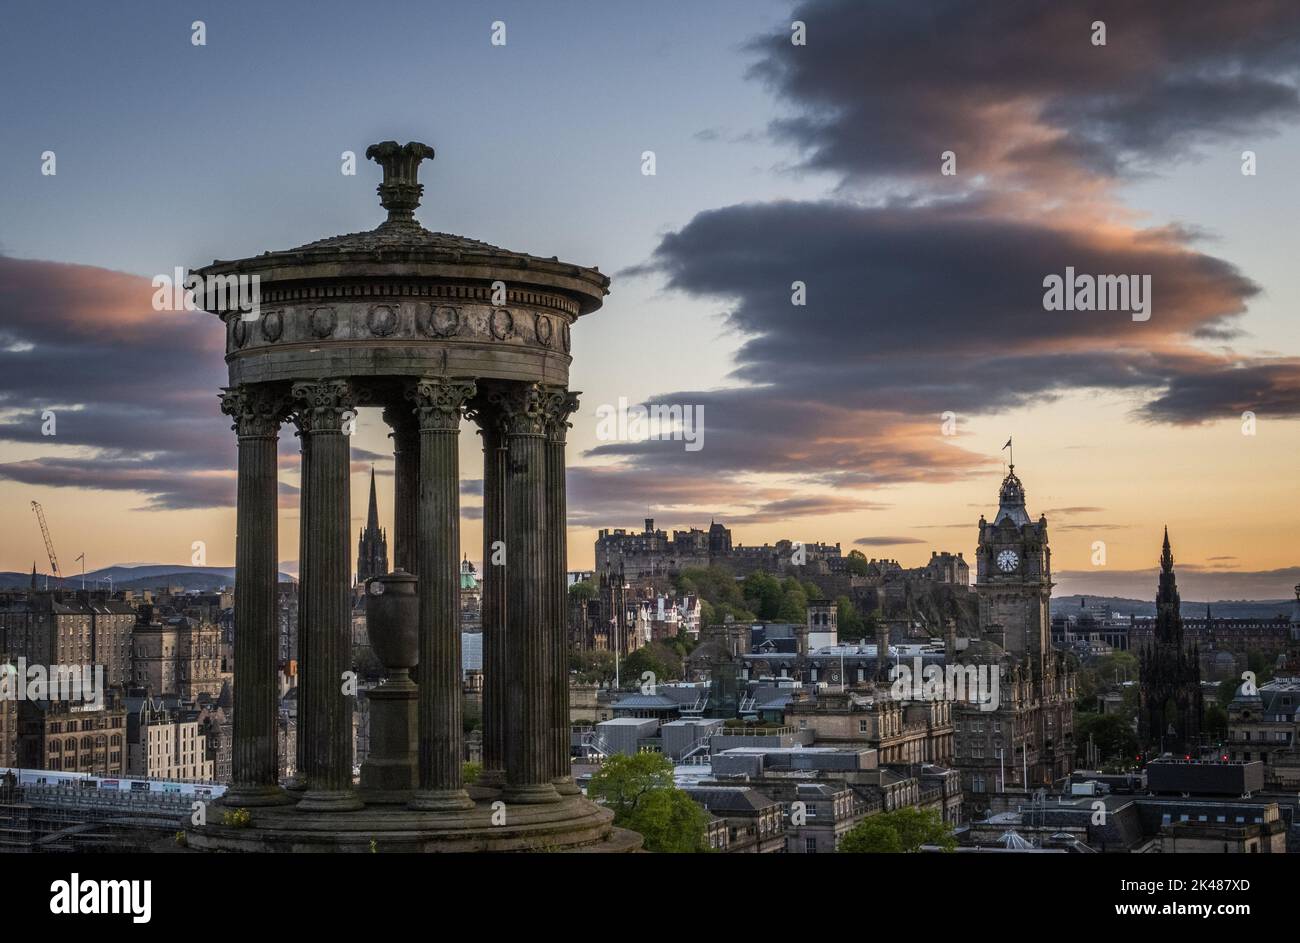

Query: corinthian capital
291 379 357 434
539 386 581 444
406 377 476 432
219 385 291 438
486 382 548 437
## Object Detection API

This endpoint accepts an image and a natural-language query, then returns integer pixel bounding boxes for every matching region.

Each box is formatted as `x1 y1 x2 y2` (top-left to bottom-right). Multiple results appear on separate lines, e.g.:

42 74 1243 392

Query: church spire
367 466 380 532
1155 527 1183 644
356 466 389 585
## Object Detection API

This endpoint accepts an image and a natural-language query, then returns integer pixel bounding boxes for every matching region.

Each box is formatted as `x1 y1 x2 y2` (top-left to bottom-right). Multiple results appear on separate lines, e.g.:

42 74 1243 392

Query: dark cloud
566 465 886 529
1140 358 1300 423
597 3 1300 515
750 0 1300 188
0 256 399 511
854 536 926 547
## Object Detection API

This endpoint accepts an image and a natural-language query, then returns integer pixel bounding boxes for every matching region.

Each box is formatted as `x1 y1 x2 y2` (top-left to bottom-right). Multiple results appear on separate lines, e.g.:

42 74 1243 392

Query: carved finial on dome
365 140 436 225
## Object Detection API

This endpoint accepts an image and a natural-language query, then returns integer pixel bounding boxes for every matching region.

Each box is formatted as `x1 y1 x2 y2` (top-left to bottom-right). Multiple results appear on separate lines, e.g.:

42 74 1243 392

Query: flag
1002 437 1012 450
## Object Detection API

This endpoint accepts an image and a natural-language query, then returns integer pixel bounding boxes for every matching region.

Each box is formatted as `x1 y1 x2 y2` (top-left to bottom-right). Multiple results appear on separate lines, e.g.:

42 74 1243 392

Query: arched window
81 736 93 750
64 738 76 753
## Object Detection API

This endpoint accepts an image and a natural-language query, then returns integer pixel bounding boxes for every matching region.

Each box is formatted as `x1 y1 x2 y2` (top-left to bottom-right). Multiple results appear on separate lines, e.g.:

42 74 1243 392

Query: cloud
597 0 1300 521
854 536 926 547
0 256 240 509
566 465 887 528
749 0 1300 191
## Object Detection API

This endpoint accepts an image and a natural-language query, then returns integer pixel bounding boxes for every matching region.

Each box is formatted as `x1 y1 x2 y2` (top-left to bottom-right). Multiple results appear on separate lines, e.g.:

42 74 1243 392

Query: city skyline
3 0 1300 600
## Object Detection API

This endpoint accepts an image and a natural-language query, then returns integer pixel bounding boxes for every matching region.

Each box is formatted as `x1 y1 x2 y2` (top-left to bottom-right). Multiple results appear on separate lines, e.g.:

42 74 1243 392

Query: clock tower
975 464 1052 672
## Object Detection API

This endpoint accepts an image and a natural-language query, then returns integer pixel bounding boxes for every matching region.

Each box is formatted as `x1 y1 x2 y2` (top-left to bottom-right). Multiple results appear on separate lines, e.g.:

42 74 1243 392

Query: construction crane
30 500 62 582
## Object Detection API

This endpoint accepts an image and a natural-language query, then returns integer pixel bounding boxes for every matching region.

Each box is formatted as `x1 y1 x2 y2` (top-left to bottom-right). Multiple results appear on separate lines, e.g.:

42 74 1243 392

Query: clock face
997 549 1019 573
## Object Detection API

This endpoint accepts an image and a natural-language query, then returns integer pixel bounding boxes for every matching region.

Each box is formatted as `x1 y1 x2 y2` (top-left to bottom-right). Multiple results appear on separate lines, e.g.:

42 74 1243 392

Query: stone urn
365 569 418 683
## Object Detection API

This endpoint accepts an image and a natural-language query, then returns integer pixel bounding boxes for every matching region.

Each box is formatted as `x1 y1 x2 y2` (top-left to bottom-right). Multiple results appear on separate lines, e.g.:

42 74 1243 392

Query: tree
1075 711 1138 763
587 753 709 853
839 807 954 853
622 788 712 853
570 650 616 686
776 585 809 623
845 550 871 577
569 580 597 603
1203 703 1228 741
1218 676 1243 709
836 595 866 641
743 572 784 620
623 642 683 685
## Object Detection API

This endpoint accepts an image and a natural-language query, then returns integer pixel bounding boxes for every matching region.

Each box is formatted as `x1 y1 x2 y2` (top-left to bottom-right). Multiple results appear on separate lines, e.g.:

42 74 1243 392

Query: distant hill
1053 594 1295 621
0 564 295 592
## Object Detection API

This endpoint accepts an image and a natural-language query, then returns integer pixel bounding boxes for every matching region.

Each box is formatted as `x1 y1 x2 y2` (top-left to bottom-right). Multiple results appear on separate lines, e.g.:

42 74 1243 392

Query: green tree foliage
836 595 867 641
570 650 616 685
569 580 597 603
587 753 710 853
844 549 872 577
1218 676 1243 708
743 572 784 620
838 807 955 853
1074 651 1139 714
1203 703 1228 741
622 642 684 686
677 567 755 624
777 586 809 623
1074 711 1138 763
1246 651 1275 687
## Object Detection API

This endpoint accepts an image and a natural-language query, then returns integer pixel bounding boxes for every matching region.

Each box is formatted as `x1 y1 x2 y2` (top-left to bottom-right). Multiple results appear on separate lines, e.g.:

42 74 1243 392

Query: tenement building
130 604 224 701
0 589 134 688
186 139 636 851
16 697 127 776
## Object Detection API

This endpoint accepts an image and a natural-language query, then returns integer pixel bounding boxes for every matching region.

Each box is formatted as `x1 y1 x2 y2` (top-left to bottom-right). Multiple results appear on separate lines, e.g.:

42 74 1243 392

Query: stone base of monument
187 786 642 853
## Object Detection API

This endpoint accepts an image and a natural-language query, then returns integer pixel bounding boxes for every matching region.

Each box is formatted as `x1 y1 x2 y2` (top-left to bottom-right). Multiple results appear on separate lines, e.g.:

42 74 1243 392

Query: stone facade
16 698 127 776
130 606 223 701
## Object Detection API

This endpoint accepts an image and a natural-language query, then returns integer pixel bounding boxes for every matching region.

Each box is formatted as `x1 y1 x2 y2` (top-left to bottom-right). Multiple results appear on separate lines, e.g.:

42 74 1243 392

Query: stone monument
187 140 637 851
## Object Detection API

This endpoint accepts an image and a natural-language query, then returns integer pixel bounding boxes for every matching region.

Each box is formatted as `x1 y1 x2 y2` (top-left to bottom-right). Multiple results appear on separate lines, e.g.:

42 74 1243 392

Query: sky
1 0 1299 601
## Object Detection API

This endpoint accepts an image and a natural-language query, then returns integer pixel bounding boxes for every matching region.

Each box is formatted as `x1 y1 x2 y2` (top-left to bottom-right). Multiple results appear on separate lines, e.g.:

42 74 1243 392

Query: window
858 719 868 734
804 837 817 854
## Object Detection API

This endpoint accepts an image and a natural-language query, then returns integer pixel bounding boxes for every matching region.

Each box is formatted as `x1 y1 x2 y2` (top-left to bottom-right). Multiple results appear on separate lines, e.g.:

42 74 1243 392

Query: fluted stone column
292 379 363 812
384 403 420 575
542 387 581 795
287 422 312 793
467 390 508 789
407 377 476 811
493 382 561 804
219 384 292 807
